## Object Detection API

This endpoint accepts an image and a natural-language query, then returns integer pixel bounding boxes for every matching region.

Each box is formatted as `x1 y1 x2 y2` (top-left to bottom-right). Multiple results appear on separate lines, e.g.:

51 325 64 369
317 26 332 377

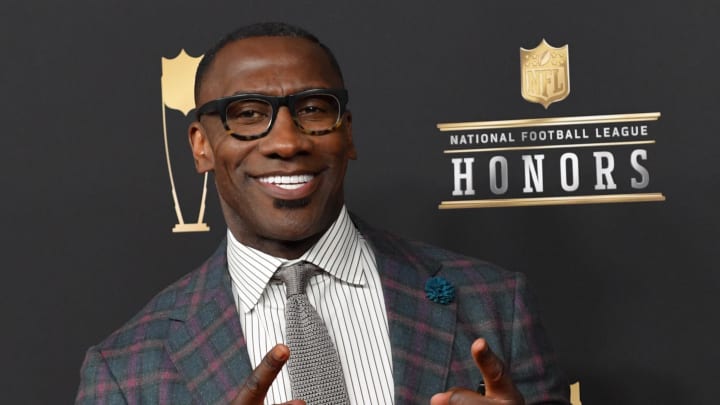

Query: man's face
189 36 356 258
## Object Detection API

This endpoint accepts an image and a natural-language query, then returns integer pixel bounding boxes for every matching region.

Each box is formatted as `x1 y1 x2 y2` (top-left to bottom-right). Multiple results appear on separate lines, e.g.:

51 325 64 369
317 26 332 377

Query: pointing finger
232 344 290 405
472 338 523 401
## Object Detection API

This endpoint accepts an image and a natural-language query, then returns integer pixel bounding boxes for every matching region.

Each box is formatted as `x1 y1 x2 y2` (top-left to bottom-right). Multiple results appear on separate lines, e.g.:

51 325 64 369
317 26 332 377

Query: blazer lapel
165 244 253 405
358 220 458 403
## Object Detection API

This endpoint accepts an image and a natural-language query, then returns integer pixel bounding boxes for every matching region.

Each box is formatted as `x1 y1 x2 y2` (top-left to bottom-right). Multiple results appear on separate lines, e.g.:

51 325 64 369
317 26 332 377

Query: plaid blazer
76 219 569 404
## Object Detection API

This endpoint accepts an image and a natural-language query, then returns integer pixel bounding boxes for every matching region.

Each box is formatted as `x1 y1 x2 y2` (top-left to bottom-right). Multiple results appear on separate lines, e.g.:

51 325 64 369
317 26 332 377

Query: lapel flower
425 276 455 304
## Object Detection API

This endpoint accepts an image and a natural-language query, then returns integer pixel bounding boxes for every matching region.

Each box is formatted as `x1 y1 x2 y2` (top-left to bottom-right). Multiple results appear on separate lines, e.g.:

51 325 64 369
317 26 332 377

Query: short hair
194 22 345 103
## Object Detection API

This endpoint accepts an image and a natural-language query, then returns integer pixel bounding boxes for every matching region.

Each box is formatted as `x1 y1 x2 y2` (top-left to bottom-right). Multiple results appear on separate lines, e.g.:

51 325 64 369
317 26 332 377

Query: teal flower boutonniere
425 276 455 304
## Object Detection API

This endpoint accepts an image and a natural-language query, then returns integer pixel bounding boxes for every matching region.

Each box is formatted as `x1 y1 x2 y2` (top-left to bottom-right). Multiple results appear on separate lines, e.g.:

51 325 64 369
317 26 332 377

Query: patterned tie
275 262 351 405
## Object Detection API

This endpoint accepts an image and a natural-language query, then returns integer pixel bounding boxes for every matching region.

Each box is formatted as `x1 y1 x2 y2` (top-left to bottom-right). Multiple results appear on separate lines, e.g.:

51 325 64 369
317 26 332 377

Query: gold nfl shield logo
520 39 569 109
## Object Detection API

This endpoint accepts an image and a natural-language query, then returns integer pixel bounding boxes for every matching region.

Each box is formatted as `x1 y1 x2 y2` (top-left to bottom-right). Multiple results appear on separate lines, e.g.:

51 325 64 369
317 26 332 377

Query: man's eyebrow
230 90 257 96
228 87 332 97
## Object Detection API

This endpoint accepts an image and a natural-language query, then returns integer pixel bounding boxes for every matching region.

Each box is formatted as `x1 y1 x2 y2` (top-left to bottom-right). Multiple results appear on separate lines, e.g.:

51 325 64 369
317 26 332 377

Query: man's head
193 22 345 105
188 22 356 259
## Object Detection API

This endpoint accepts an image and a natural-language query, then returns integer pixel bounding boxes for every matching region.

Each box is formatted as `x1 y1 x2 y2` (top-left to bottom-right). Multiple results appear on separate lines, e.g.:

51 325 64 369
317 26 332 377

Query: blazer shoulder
352 213 520 285
92 242 228 353
412 239 514 274
76 268 197 403
360 217 518 284
90 272 189 357
77 244 231 403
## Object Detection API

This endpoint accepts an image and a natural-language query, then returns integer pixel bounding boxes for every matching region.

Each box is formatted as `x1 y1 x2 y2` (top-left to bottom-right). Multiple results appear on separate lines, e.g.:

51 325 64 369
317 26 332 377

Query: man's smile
251 170 323 201
257 173 315 190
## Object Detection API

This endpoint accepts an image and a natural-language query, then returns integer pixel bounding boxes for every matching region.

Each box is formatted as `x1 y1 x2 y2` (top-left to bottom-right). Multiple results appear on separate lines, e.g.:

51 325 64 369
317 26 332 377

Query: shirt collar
227 206 366 312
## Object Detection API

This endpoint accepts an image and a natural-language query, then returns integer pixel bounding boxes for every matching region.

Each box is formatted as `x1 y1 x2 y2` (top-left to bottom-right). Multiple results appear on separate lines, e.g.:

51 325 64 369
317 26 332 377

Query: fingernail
272 345 290 361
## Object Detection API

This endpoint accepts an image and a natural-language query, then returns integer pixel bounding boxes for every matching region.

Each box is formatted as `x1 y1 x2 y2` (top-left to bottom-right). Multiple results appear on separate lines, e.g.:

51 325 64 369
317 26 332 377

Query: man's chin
273 197 311 209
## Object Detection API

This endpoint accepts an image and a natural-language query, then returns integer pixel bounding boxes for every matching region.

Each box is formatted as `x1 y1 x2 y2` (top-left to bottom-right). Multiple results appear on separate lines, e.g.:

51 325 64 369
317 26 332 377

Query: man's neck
221 202 345 259
243 235 323 260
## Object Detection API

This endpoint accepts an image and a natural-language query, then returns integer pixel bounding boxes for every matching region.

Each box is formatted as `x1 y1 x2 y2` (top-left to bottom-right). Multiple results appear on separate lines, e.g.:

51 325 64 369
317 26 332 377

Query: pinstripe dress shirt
227 206 395 405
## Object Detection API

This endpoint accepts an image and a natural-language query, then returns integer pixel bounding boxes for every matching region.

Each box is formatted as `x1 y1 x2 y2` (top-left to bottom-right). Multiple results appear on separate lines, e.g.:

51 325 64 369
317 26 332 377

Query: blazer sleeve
75 347 127 404
509 273 570 405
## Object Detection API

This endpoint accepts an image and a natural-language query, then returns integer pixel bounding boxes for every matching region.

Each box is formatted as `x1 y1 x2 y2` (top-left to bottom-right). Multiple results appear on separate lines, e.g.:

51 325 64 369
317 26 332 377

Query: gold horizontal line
437 112 661 131
438 193 666 209
444 140 656 154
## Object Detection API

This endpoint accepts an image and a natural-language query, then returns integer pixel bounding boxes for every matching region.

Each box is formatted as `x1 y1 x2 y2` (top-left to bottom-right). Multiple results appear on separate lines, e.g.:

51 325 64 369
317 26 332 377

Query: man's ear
188 121 214 173
344 111 357 160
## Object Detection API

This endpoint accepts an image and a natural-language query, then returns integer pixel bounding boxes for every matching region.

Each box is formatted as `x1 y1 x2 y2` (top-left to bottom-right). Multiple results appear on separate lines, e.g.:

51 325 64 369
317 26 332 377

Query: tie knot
275 262 319 296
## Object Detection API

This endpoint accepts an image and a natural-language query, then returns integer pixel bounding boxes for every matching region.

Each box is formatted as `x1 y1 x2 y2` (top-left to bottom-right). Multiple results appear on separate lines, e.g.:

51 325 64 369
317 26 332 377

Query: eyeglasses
196 88 349 141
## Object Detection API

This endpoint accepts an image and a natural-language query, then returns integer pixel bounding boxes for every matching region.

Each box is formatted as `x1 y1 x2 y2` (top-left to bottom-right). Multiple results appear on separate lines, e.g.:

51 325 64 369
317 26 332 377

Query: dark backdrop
1 1 718 404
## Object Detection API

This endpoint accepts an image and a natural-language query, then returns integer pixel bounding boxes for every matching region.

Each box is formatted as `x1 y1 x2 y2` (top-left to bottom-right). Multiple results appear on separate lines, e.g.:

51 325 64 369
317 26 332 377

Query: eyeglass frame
195 88 349 141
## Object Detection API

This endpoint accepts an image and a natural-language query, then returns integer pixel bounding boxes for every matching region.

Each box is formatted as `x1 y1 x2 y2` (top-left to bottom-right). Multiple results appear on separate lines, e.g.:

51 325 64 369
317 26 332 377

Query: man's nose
257 107 312 158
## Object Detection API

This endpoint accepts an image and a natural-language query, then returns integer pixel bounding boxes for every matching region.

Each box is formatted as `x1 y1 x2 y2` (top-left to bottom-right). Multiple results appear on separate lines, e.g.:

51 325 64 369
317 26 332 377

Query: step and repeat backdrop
2 1 717 404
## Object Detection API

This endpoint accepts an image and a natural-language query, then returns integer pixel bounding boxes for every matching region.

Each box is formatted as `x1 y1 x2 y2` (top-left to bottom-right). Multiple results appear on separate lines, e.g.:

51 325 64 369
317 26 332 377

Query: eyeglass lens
225 93 341 136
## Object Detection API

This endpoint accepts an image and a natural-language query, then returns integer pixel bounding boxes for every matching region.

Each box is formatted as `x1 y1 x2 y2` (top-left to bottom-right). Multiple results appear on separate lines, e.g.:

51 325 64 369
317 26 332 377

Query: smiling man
190 32 355 260
76 22 570 405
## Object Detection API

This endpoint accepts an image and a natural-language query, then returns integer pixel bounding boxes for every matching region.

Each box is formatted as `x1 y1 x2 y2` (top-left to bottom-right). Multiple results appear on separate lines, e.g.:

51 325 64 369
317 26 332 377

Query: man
76 22 569 405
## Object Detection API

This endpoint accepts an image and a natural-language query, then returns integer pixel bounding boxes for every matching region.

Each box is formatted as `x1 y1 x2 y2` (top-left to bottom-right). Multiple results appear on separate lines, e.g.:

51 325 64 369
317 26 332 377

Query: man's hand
430 338 525 405
230 344 305 405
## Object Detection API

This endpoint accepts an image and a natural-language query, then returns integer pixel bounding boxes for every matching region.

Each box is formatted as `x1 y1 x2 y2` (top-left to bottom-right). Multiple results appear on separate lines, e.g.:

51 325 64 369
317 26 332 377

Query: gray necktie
275 262 351 405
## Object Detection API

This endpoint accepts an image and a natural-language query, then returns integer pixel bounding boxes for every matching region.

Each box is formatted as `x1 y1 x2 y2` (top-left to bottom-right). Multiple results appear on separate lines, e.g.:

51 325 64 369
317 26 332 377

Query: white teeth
277 183 303 190
258 174 314 189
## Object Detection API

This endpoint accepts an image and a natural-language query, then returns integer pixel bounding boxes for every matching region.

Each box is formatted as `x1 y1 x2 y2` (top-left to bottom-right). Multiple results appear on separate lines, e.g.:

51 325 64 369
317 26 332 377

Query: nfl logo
520 39 570 109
